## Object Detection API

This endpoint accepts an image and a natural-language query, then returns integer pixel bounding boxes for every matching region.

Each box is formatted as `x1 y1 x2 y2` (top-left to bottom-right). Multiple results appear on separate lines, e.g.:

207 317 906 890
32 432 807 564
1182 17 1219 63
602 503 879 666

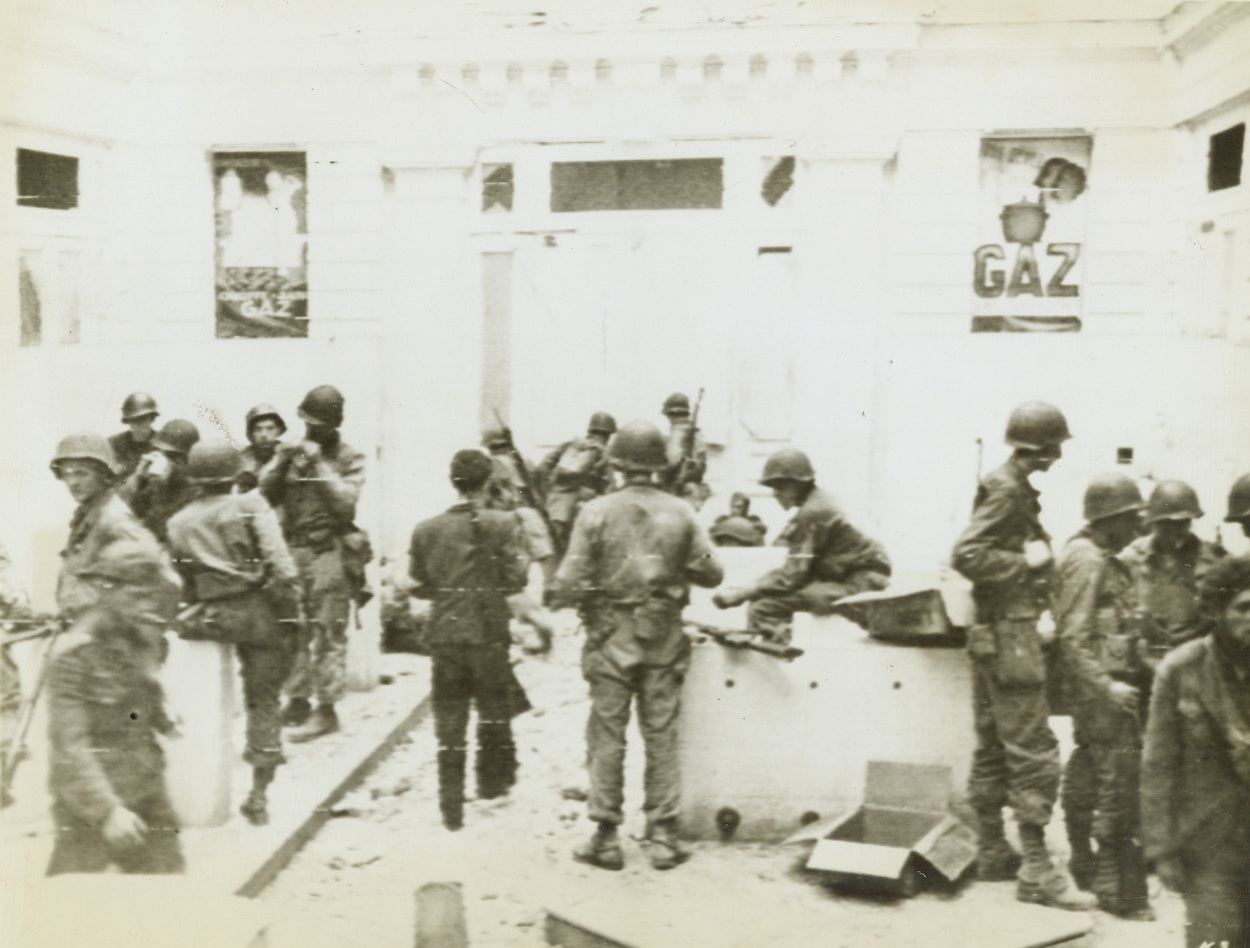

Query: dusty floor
261 615 1186 948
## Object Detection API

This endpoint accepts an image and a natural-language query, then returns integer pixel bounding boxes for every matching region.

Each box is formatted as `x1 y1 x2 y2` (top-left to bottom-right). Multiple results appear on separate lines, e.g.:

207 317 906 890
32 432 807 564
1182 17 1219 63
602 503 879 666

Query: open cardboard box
783 761 977 897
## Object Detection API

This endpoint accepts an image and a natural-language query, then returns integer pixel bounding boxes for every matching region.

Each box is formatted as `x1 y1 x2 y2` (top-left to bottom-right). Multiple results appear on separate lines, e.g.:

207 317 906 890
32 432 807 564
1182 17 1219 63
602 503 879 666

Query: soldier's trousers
47 792 185 875
967 657 1060 828
747 571 890 641
286 544 351 705
430 644 517 808
1180 863 1249 948
582 644 687 828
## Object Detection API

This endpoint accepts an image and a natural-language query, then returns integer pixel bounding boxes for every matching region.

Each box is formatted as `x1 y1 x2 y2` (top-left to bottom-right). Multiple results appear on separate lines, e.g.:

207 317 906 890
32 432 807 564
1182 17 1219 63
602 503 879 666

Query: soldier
709 492 767 547
950 401 1095 910
51 433 164 621
45 539 184 876
1 543 31 754
167 441 300 825
1226 472 1250 539
1142 556 1250 948
556 421 723 871
1120 480 1224 671
237 404 287 493
537 411 616 560
119 419 201 542
408 449 529 831
659 392 707 502
1055 474 1152 919
107 392 160 479
260 385 366 741
711 449 890 642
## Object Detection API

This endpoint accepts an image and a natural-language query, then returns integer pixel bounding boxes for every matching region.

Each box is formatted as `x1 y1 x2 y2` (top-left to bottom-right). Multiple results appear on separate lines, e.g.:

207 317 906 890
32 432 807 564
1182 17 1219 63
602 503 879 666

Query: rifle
2 617 64 807
491 408 555 534
687 622 804 661
668 388 705 494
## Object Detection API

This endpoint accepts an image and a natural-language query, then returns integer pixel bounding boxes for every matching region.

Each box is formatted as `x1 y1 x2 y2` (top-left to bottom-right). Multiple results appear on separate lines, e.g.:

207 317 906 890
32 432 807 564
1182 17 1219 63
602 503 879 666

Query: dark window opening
762 156 795 206
550 159 723 212
17 148 79 209
1208 123 1244 192
482 164 514 212
1116 447 1134 465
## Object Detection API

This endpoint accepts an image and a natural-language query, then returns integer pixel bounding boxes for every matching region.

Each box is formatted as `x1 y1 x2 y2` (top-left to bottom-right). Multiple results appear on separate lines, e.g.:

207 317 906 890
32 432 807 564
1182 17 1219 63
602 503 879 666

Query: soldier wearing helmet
1054 473 1152 920
259 385 367 742
555 420 723 872
1227 473 1250 539
408 449 530 831
951 401 1094 911
538 412 618 561
709 492 767 547
50 433 166 621
44 539 184 876
166 441 300 826
712 449 890 641
118 419 201 543
1120 480 1225 663
660 393 708 505
238 404 287 493
108 392 160 479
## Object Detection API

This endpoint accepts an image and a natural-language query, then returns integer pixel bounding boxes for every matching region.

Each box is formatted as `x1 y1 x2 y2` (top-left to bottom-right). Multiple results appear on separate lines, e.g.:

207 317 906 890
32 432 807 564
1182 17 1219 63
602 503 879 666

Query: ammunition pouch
1094 607 1140 676
339 527 374 608
988 610 1046 687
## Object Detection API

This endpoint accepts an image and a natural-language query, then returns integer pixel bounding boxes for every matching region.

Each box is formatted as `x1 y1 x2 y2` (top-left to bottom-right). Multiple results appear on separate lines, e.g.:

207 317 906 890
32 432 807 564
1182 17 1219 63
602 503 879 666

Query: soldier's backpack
553 439 600 485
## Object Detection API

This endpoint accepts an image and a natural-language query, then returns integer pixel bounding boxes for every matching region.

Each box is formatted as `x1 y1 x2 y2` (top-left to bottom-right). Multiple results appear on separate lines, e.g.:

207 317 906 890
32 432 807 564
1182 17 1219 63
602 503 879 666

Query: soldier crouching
45 540 185 876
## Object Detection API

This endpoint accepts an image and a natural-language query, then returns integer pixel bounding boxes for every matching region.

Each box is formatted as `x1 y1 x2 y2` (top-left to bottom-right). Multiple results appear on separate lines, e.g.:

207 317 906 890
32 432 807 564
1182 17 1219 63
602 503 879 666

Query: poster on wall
972 136 1092 332
213 151 308 338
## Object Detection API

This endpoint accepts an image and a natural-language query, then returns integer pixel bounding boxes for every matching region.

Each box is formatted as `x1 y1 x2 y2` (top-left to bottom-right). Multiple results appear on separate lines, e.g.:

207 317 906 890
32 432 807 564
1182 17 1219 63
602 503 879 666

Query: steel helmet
608 421 667 472
661 393 691 417
480 425 510 450
50 433 117 478
1083 473 1145 523
186 440 243 483
760 448 816 485
450 449 494 489
245 403 287 437
298 385 345 428
711 516 763 546
1005 401 1072 450
1144 480 1203 524
1227 474 1250 522
587 412 617 436
151 419 201 457
120 392 159 423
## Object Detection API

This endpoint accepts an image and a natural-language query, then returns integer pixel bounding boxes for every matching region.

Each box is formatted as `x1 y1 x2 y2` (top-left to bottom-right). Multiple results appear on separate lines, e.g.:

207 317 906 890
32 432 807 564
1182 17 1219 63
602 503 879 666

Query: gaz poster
213 151 308 338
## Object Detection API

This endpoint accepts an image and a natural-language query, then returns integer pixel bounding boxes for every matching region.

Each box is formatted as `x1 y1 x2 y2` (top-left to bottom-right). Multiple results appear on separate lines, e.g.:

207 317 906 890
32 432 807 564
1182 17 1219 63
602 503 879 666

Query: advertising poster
972 136 1092 331
213 151 308 338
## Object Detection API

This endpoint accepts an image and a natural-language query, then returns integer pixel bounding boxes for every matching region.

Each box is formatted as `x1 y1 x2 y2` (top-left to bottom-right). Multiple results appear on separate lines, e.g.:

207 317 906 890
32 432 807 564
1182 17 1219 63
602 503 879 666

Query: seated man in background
712 449 890 642
709 491 767 547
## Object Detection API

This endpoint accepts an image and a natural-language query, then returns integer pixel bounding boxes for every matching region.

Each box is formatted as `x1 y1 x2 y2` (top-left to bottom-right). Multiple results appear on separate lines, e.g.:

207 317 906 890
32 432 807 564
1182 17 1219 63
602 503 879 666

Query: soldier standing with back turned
951 401 1095 911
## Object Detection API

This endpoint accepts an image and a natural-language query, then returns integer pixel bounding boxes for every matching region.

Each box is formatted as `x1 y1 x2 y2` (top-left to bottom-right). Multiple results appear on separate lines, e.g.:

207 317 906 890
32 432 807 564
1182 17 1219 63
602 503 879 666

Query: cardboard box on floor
783 761 977 897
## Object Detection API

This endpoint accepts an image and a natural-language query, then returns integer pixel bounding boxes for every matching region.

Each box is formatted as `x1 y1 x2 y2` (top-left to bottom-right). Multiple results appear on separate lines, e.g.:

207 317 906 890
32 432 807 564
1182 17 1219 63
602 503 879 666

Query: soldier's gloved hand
712 589 748 610
103 806 147 847
1109 680 1140 712
1155 856 1185 892
1023 540 1053 570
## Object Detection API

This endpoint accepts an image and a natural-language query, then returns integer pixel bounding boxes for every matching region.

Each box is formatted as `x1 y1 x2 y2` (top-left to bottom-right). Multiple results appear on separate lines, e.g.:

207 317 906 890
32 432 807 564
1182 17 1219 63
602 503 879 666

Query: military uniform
409 500 528 828
57 491 162 620
1142 635 1250 948
260 439 366 708
662 420 708 500
486 451 554 562
167 491 299 771
237 444 280 494
1120 532 1224 666
538 436 613 557
556 484 723 833
1 544 31 749
951 462 1061 842
45 609 184 875
1055 528 1150 915
743 487 890 640
107 430 158 480
120 468 197 543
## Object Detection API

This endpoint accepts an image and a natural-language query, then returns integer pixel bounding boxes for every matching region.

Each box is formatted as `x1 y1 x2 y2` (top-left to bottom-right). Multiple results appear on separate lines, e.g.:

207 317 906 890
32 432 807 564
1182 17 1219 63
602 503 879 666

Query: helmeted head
449 449 493 493
245 404 286 446
608 421 667 474
1083 472 1144 553
661 393 691 420
151 419 201 460
711 516 763 547
121 392 159 425
760 448 816 510
186 440 243 486
1226 473 1250 536
51 433 117 503
587 412 617 438
480 425 510 452
1005 401 1070 472
730 491 751 517
298 385 345 429
1145 480 1203 524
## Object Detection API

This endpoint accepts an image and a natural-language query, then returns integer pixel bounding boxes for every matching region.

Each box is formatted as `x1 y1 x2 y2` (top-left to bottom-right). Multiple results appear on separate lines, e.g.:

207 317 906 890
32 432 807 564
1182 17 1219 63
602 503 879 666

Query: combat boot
281 697 312 728
645 819 691 871
573 822 624 871
475 722 517 801
240 765 275 826
438 748 466 831
1016 823 1097 911
974 807 1022 882
288 703 339 743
